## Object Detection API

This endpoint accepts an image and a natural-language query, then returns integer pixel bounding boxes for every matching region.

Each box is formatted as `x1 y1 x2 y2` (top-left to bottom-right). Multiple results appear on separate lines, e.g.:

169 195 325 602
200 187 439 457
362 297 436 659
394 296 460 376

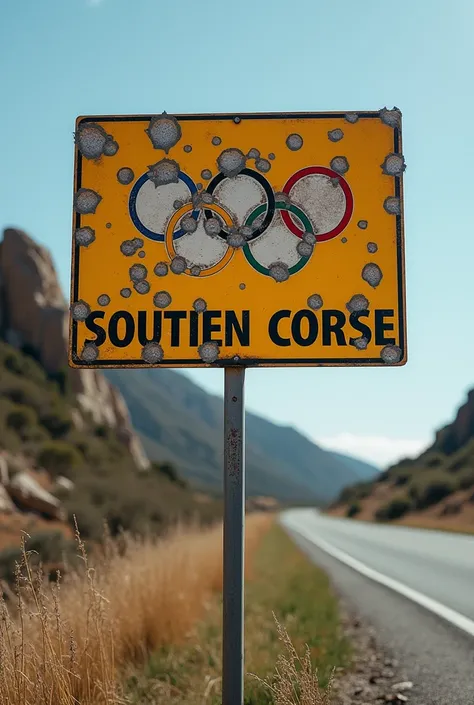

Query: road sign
69 110 406 369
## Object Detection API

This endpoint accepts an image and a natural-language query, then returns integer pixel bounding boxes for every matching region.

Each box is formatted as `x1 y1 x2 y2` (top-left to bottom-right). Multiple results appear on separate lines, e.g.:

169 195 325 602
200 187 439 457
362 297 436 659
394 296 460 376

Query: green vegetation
127 526 350 704
375 496 412 521
346 501 361 518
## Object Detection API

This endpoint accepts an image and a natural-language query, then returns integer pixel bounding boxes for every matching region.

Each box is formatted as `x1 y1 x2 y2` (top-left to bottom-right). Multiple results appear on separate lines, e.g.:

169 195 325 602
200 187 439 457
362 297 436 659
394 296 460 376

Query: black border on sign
70 111 406 368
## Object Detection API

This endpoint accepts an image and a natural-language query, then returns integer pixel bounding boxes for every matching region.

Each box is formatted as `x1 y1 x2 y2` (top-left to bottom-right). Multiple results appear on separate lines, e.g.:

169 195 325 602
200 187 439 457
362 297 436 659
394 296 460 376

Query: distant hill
330 388 474 532
104 368 379 503
331 452 381 481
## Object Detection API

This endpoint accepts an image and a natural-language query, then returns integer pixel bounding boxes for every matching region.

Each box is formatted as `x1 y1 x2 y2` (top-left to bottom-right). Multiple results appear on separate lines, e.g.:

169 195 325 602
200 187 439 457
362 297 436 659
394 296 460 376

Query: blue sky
1 0 473 467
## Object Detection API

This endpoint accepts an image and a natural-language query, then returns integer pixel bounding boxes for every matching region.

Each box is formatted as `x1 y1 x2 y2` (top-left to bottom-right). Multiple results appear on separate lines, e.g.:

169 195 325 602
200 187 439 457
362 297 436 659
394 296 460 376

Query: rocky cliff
433 389 474 456
0 227 149 471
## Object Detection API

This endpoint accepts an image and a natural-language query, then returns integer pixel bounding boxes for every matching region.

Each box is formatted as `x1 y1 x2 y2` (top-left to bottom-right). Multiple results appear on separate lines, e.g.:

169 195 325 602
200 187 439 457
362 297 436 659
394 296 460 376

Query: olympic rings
165 202 235 277
204 168 276 243
281 166 353 242
243 201 313 276
129 171 200 242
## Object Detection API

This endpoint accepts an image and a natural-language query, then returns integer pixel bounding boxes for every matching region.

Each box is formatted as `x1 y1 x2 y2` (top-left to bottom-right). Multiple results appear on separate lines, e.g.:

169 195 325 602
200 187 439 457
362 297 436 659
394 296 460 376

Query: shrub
0 343 46 384
5 403 37 432
36 440 83 477
457 468 474 490
346 502 361 518
393 471 411 486
39 405 73 437
375 496 412 521
152 461 187 487
410 471 457 509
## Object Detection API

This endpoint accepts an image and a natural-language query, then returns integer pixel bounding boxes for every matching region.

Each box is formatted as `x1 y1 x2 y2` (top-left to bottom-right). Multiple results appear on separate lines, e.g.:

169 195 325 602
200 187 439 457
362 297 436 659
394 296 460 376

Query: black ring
204 168 276 243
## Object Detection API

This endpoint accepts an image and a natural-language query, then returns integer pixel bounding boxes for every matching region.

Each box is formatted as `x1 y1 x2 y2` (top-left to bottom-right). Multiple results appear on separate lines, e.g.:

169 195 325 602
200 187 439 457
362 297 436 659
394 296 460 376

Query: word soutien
85 307 397 349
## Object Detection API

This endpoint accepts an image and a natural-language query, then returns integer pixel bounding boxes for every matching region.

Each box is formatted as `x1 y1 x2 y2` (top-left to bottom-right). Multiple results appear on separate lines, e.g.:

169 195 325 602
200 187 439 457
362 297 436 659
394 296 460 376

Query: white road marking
281 513 474 638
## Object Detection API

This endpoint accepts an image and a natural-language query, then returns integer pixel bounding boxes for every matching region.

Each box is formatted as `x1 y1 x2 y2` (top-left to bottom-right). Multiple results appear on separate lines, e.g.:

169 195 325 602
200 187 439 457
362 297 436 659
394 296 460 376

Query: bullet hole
307 293 323 310
330 177 340 188
120 288 132 298
384 196 401 215
201 169 213 180
194 190 213 207
240 225 254 240
341 237 348 243
286 133 303 151
191 265 201 277
233 116 241 124
138 251 146 259
346 294 369 312
147 159 180 187
193 298 207 313
181 215 198 233
129 263 148 282
362 263 383 288
381 344 402 364
233 355 240 361
212 136 222 146
381 153 406 177
121 238 144 256
146 113 182 152
141 342 164 363
75 226 95 247
75 123 108 160
184 145 192 153
81 343 99 362
358 220 368 229
154 262 169 277
380 107 402 128
247 148 260 159
297 241 313 258
274 191 290 205
268 152 276 160
74 188 102 214
170 256 187 274
198 341 219 363
103 138 119 156
153 291 172 308
217 148 247 177
106 223 112 229
255 157 271 173
71 300 91 321
97 294 110 307
196 183 203 190
330 156 350 175
269 262 289 282
239 283 246 290
367 242 378 254
204 218 221 237
328 128 344 142
345 113 359 123
353 336 369 350
134 280 150 294
117 167 135 185
173 199 184 210
227 229 246 248
303 232 317 245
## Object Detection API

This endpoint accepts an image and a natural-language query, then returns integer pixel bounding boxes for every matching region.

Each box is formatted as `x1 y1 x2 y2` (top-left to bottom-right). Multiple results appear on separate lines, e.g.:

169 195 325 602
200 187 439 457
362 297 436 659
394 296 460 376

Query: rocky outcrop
434 389 474 455
0 228 150 471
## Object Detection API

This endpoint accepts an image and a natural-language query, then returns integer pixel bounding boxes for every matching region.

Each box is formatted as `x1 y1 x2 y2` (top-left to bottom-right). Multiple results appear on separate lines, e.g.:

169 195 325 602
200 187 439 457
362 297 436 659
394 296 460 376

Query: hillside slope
104 368 379 502
330 388 474 532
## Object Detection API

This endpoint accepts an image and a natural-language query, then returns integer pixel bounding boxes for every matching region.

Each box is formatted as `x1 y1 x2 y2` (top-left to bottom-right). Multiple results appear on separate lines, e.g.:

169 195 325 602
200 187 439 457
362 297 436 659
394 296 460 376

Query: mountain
330 388 474 532
331 452 381 481
104 367 379 503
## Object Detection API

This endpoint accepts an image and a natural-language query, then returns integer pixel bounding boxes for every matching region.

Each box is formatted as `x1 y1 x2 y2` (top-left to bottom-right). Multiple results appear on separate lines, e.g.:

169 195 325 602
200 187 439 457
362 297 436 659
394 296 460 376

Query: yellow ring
165 202 235 277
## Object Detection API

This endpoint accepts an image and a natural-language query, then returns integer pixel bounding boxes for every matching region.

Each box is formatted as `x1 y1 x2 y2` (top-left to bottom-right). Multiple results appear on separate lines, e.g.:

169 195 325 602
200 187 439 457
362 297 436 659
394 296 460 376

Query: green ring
243 201 313 276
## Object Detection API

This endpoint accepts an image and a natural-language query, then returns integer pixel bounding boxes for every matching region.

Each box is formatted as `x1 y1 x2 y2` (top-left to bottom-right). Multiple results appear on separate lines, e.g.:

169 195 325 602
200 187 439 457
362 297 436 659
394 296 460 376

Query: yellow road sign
69 110 406 368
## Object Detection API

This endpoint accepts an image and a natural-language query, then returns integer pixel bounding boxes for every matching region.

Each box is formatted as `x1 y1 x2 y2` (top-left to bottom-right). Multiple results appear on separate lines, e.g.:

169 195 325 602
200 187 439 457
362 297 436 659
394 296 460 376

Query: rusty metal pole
222 366 246 705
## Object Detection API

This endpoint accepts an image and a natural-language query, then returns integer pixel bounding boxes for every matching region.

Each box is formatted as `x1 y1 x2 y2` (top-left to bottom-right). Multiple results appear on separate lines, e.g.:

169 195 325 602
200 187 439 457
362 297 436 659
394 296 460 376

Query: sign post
69 109 406 704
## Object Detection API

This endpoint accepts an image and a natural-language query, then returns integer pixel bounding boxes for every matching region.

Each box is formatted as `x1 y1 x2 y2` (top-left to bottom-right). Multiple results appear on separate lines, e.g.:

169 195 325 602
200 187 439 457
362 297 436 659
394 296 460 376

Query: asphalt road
281 509 474 705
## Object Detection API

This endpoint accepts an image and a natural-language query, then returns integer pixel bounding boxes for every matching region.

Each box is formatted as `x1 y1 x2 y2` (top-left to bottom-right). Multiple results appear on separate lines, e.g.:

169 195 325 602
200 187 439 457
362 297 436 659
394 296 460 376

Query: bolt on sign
69 110 407 368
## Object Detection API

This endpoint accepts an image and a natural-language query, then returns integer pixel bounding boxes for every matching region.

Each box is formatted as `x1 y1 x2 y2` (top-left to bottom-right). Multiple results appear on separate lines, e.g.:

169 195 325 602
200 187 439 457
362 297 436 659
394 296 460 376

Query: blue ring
129 171 199 242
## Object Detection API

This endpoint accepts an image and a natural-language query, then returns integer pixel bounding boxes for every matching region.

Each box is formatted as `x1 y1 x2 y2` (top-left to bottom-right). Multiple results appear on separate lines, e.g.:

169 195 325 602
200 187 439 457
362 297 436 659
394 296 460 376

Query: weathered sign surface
69 110 406 368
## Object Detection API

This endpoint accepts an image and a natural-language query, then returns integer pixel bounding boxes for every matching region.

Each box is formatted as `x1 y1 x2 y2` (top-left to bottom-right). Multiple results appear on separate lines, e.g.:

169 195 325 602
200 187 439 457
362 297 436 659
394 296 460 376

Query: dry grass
0 514 271 705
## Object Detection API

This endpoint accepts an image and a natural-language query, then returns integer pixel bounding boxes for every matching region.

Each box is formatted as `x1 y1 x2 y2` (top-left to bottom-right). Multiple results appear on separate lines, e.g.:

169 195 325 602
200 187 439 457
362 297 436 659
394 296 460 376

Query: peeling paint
129 263 148 282
328 128 344 142
141 342 164 363
198 341 219 363
227 229 246 248
353 336 369 350
193 298 207 313
147 159 180 187
117 167 135 185
367 242 378 254
345 113 359 123
190 265 202 277
381 344 402 364
269 262 289 282
74 188 102 214
204 217 222 237
307 293 323 310
255 157 271 173
97 294 110 307
303 231 317 245
154 262 169 277
380 107 402 128
71 300 91 321
81 343 99 362
286 133 303 151
330 156 350 175
153 291 172 308
358 220 368 229
146 113 181 152
384 196 401 215
103 138 119 156
121 238 144 256
381 153 406 177
296 240 313 258
134 280 150 294
181 215 198 233
120 288 132 298
173 199 184 210
217 148 247 177
362 262 383 288
346 294 369 312
75 226 95 247
75 122 108 160
247 148 260 159
170 256 187 274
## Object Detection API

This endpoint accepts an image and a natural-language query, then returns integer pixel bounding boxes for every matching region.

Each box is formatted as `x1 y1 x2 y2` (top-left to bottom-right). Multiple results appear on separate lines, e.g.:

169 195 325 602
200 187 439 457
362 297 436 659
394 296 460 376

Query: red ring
281 166 353 242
